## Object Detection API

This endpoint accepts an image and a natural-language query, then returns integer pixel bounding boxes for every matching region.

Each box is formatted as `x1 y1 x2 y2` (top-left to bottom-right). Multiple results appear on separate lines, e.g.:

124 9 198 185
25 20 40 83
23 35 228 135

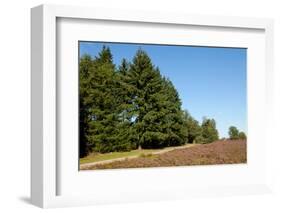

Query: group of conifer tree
79 46 220 157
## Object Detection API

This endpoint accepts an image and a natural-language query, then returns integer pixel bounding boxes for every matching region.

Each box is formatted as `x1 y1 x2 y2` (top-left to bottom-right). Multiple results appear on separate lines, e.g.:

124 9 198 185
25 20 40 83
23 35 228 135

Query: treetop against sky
79 42 247 138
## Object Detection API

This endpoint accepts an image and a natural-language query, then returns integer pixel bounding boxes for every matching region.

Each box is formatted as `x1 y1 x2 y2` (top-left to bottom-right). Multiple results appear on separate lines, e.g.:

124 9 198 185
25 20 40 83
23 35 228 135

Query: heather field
80 139 247 170
79 43 247 170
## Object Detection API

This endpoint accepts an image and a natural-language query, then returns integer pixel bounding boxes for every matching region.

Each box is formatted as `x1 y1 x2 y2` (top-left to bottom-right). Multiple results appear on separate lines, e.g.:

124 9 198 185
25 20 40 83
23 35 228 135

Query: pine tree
126 49 157 149
182 110 201 144
86 46 123 153
116 58 136 122
238 131 247 140
228 126 239 140
79 54 93 157
228 126 247 140
159 77 187 147
127 49 186 149
115 58 138 150
200 117 219 143
80 45 225 155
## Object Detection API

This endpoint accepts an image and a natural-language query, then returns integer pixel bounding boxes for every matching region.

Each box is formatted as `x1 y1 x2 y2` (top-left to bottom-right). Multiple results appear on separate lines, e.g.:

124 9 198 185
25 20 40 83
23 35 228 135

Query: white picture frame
31 4 274 208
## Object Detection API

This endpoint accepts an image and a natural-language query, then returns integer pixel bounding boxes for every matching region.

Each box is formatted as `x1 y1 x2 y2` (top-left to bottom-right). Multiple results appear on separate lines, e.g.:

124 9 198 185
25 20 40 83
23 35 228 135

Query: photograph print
79 42 247 170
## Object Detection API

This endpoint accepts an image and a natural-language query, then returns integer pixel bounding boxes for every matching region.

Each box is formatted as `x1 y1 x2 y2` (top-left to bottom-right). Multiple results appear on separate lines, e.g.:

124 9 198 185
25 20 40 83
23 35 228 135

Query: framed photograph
31 4 274 208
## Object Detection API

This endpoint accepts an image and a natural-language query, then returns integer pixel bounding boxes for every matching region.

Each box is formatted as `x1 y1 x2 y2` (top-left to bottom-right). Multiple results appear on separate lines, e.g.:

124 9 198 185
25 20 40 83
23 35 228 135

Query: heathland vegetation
81 139 247 170
79 46 246 159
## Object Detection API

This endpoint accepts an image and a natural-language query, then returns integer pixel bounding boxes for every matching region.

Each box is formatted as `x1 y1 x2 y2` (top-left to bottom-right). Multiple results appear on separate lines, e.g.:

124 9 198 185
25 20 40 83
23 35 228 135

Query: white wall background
0 0 280 212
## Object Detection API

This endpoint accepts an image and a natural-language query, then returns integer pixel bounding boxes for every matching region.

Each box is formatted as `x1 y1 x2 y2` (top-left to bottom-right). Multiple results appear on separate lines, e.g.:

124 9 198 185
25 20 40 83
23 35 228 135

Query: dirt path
80 144 197 170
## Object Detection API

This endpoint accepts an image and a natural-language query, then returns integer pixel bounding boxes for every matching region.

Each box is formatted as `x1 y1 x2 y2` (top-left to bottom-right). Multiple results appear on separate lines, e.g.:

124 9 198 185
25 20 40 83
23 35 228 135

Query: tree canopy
200 117 219 144
228 126 247 140
79 46 228 157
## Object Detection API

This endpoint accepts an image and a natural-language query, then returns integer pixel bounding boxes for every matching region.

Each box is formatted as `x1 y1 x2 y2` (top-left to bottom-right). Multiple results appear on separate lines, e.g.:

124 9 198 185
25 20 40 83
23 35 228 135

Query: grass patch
80 143 197 165
80 149 159 164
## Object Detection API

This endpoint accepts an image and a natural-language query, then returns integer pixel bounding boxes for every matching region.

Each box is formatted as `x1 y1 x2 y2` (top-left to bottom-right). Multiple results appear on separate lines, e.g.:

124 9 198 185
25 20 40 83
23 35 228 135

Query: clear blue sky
79 41 247 138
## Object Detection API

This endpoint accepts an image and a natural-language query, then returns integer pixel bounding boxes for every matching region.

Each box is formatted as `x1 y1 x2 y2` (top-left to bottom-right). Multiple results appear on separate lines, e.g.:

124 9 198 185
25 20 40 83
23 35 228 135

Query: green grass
80 149 160 164
80 144 196 165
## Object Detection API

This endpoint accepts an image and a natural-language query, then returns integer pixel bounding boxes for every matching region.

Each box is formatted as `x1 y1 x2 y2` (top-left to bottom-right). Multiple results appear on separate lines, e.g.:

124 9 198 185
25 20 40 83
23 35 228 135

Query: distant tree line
79 46 242 157
228 126 247 140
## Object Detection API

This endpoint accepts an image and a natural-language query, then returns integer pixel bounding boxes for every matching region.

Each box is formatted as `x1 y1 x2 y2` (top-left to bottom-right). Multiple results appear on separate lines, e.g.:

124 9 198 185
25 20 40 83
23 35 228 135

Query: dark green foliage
194 135 208 144
126 50 186 149
228 126 239 140
238 131 247 140
115 58 138 150
228 126 247 140
80 47 135 154
79 45 232 155
161 78 188 147
200 117 219 143
182 110 201 144
79 55 93 157
85 46 120 153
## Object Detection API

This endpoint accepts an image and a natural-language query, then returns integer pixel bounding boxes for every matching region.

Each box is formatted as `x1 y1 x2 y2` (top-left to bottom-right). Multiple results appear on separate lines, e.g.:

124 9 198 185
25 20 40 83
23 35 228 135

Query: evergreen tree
228 126 247 140
79 45 231 155
79 54 93 157
127 50 186 149
116 58 136 122
160 77 187 146
200 117 219 143
115 58 138 150
238 131 247 140
182 110 201 144
127 49 161 149
86 46 127 153
228 126 239 140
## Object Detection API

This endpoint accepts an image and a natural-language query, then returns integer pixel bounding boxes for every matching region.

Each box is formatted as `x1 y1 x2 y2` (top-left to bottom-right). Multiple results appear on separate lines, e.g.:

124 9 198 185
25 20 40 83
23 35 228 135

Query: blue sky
79 41 247 138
